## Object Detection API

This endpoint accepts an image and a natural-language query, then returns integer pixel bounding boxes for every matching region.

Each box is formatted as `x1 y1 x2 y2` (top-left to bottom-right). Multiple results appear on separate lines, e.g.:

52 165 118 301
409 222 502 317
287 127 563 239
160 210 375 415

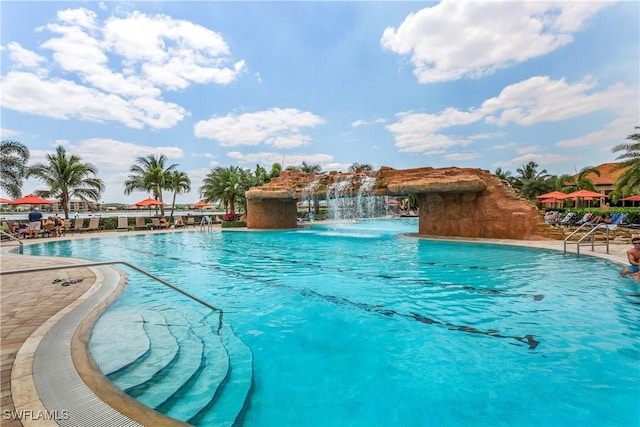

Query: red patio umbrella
536 191 567 200
134 198 165 207
0 197 12 204
557 190 606 200
558 190 606 207
621 195 640 202
192 200 213 208
134 198 165 216
8 194 54 205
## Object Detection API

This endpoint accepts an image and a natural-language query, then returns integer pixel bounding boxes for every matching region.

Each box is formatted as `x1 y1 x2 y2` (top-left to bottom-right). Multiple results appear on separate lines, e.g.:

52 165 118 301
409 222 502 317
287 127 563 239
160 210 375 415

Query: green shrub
221 220 247 228
101 217 117 230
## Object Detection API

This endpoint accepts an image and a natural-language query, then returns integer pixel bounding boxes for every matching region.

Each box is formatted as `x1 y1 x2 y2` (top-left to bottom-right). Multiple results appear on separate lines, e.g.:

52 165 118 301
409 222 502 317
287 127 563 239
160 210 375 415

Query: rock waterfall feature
245 166 549 240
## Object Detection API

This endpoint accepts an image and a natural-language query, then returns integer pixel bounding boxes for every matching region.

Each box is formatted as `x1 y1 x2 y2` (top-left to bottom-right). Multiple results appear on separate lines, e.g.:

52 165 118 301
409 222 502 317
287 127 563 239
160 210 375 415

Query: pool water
25 219 640 426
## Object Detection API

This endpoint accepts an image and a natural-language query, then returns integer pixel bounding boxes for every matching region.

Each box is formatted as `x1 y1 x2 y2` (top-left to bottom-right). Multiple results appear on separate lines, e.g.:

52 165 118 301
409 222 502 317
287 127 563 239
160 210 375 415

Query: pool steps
90 312 149 375
90 307 253 426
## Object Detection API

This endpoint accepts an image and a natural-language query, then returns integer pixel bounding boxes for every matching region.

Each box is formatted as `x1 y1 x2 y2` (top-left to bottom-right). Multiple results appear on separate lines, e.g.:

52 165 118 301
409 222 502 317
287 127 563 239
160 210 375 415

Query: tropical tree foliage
299 161 322 174
1 140 30 199
348 162 373 173
612 126 640 195
124 154 177 215
270 162 282 179
512 161 552 200
200 166 246 216
26 146 104 219
166 170 191 220
560 166 600 192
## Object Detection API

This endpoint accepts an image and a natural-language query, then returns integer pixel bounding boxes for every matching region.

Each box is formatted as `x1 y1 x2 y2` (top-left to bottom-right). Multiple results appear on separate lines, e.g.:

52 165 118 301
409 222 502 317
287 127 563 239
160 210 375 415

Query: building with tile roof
577 162 627 196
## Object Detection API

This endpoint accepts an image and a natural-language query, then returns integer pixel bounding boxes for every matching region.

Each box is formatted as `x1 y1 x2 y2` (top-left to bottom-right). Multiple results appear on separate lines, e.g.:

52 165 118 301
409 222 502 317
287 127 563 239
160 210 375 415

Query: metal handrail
0 260 223 319
0 230 23 254
564 222 610 256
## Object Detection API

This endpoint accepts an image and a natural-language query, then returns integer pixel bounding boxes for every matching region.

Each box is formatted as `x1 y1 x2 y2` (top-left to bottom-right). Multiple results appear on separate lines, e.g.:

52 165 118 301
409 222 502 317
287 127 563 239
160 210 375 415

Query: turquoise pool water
25 219 640 426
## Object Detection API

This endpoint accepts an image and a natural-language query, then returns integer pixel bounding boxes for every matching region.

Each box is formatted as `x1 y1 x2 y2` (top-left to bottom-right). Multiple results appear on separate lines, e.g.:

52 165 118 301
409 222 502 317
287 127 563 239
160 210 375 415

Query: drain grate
33 265 143 427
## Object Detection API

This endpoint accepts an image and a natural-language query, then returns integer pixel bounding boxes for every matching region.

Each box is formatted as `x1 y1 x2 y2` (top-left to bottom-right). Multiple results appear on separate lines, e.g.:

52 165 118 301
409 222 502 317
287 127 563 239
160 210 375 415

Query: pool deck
0 225 632 426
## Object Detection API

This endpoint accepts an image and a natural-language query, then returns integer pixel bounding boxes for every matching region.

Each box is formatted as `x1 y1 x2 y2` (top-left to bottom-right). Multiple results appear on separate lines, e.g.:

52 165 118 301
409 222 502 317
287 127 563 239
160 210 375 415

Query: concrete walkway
0 226 632 426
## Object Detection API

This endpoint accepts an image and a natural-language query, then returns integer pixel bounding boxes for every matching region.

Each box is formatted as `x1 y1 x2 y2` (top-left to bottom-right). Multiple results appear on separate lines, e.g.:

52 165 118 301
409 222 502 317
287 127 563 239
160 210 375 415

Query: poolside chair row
116 216 200 231
69 218 101 233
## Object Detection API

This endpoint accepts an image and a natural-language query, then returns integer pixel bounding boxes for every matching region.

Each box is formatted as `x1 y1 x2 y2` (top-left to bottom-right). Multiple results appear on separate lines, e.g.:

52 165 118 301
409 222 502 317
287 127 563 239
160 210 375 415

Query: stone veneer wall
246 198 298 229
246 167 547 239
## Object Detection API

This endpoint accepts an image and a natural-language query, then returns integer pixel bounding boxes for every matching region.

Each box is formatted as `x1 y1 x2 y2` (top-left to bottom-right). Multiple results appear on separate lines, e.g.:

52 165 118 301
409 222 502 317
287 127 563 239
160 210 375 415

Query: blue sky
1 1 638 204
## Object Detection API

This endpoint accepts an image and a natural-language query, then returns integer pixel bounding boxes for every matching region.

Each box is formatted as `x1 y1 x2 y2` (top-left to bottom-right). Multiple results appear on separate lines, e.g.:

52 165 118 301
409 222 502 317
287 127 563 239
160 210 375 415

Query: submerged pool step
90 311 149 376
158 315 230 422
107 310 180 391
90 309 253 426
126 310 205 409
188 323 254 427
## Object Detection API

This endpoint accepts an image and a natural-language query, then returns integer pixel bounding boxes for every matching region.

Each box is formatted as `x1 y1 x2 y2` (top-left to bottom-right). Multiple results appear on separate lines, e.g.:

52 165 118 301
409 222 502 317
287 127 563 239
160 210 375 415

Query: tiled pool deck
0 226 631 426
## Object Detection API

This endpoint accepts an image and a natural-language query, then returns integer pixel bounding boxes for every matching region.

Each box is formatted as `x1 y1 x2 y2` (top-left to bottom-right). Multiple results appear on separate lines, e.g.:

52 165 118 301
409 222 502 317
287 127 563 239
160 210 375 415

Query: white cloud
555 110 638 148
6 42 46 69
1 7 245 129
226 151 333 169
194 108 325 148
0 128 21 138
444 152 479 162
0 71 186 129
381 0 612 83
482 76 633 126
492 152 574 170
386 108 481 154
386 76 634 157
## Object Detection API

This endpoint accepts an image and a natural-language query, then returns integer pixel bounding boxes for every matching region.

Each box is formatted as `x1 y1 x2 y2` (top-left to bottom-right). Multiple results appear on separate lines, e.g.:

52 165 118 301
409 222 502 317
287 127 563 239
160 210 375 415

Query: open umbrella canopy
536 191 567 200
0 197 12 204
621 195 640 202
134 198 165 207
8 194 54 205
192 200 213 208
539 197 562 203
557 190 606 200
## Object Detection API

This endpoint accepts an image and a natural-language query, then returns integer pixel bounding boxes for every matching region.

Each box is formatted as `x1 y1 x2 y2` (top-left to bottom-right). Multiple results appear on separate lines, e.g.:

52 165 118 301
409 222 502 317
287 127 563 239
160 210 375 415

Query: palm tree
299 161 322 174
124 154 177 216
612 126 640 195
348 162 373 173
166 170 191 220
270 162 282 179
253 164 270 187
1 140 30 198
561 166 600 192
26 146 104 219
200 166 244 217
513 161 552 199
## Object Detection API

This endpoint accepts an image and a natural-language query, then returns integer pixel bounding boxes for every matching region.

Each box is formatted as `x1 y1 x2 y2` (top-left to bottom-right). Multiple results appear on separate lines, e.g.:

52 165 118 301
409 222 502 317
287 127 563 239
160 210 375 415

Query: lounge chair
42 221 57 237
63 219 72 235
80 218 100 233
186 216 195 227
117 217 129 231
174 216 185 228
559 212 576 227
71 218 84 234
150 218 161 230
134 217 148 230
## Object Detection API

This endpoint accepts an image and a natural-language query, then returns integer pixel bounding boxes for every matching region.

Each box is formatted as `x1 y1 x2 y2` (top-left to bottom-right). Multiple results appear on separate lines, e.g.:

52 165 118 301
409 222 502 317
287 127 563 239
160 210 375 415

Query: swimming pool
25 219 640 426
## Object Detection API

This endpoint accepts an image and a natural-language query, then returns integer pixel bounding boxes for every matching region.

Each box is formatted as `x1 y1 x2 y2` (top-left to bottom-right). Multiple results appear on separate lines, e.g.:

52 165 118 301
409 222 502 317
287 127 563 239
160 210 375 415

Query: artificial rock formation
245 166 548 240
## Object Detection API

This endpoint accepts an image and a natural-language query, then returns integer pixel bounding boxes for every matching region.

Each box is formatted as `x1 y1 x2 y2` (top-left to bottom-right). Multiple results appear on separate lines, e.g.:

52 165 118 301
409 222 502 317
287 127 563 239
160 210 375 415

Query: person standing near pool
620 237 640 277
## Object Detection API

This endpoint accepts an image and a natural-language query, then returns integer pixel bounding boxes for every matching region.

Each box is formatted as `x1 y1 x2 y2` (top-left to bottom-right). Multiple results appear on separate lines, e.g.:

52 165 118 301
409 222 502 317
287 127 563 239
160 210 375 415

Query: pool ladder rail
563 222 611 256
0 229 23 253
